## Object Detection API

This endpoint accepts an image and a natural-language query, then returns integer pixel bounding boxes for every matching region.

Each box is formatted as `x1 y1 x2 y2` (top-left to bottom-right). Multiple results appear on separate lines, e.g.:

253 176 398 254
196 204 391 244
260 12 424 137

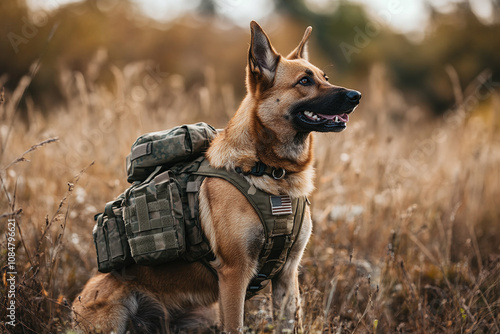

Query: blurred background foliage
1 0 499 116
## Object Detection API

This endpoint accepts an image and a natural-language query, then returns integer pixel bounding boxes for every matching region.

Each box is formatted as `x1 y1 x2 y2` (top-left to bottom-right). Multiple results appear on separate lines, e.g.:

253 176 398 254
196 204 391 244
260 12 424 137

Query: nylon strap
130 142 152 161
235 162 288 179
135 195 150 232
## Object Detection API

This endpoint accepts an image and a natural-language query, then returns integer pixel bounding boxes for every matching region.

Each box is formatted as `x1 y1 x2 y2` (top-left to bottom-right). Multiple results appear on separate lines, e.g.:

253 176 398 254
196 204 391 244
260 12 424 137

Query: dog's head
247 21 361 134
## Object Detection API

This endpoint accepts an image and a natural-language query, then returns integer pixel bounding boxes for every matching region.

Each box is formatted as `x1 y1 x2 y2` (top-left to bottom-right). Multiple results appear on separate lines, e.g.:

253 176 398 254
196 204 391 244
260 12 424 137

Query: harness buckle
250 162 267 176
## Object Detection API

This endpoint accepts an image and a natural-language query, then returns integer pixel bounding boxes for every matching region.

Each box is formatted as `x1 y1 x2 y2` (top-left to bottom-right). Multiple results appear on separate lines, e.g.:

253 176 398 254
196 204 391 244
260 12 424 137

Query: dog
72 21 361 333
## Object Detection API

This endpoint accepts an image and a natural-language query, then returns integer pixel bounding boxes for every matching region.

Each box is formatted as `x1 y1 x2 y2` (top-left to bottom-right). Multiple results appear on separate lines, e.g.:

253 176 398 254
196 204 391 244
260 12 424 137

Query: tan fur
73 21 358 333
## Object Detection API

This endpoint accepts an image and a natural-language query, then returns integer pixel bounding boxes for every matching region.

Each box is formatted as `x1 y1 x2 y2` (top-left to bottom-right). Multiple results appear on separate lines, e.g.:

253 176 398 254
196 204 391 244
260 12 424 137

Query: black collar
235 162 287 180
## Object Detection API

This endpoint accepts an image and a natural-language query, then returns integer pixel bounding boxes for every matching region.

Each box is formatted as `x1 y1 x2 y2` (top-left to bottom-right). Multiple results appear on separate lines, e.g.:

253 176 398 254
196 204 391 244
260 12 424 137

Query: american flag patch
270 195 293 215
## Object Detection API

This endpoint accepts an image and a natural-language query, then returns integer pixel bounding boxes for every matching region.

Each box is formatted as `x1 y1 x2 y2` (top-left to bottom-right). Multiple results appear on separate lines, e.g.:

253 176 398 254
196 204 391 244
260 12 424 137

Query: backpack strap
194 159 308 298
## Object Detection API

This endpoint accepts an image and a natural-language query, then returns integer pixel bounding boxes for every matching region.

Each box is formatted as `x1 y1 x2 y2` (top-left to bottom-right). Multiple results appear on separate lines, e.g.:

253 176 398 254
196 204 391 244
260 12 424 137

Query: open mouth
302 111 349 125
295 110 354 132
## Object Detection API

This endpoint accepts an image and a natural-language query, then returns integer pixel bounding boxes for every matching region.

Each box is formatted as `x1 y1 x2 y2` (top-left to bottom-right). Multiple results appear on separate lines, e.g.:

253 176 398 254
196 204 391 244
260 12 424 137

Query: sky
28 0 495 34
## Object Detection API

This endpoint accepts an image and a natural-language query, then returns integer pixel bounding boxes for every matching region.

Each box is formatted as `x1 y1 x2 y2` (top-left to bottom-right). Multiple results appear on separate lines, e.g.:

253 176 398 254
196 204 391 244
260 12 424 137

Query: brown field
1 60 499 333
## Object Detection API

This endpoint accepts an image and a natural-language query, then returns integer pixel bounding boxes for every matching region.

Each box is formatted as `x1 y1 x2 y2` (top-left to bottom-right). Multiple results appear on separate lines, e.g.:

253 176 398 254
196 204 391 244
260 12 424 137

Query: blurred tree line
1 0 499 115
275 0 500 112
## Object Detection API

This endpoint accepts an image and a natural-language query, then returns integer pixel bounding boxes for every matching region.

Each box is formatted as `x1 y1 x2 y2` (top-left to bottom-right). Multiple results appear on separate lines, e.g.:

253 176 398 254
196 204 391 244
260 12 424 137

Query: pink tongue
318 113 349 122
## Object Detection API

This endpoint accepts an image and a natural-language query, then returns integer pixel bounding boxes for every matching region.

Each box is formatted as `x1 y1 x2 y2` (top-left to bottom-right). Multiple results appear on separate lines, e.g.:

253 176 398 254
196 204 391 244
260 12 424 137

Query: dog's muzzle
292 88 361 133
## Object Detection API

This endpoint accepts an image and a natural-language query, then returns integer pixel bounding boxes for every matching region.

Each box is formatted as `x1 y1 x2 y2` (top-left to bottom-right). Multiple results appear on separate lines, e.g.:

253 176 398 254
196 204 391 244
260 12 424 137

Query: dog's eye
298 77 313 86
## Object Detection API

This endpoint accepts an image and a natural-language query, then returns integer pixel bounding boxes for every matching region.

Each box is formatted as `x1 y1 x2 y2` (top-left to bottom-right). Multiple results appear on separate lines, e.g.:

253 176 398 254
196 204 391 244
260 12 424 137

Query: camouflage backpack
93 123 217 272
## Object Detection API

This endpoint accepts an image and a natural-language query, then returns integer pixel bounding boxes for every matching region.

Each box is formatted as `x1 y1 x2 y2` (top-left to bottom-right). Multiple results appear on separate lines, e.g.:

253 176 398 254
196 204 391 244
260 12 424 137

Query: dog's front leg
272 264 303 332
218 265 250 332
199 178 264 333
271 214 311 333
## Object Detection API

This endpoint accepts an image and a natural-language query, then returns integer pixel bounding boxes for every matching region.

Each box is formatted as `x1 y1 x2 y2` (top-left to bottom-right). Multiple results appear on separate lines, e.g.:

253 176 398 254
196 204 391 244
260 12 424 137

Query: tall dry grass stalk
0 58 499 333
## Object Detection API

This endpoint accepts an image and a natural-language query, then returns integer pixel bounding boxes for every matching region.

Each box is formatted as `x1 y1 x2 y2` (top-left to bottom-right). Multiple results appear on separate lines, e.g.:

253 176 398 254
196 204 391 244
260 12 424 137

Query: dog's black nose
346 90 361 103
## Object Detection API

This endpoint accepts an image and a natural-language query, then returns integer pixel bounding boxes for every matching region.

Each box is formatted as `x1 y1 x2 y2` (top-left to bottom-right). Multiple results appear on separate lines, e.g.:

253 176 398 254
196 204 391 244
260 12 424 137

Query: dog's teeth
304 111 321 121
334 116 339 122
303 111 324 122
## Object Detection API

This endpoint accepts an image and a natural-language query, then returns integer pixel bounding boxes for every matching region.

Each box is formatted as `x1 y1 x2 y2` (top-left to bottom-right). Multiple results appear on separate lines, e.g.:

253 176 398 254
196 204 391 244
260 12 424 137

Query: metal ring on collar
272 168 286 180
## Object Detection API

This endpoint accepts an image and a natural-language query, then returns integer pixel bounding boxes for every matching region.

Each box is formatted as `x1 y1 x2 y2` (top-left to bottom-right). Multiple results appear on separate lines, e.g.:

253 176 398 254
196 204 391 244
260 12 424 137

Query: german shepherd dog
73 21 361 333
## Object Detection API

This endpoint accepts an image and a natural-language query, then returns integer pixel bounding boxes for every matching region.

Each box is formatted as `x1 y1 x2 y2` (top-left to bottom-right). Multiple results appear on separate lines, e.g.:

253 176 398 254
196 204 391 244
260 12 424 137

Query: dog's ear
287 26 312 61
247 21 280 92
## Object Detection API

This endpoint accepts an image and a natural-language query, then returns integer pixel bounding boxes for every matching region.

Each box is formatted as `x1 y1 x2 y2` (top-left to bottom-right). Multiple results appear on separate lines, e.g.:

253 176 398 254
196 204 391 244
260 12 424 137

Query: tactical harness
195 159 308 296
93 124 308 297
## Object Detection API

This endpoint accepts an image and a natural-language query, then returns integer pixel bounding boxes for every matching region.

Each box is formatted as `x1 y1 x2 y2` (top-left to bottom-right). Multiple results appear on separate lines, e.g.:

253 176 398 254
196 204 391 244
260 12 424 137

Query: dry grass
0 59 499 333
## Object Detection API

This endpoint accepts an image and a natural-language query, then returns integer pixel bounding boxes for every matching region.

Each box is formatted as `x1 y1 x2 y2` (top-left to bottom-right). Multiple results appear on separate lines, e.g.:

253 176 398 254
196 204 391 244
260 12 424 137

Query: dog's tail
170 304 219 334
125 291 168 334
125 292 218 334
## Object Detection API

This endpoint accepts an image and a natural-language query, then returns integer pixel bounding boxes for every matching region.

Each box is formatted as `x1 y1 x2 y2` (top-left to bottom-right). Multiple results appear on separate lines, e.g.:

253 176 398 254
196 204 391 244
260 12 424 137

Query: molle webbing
194 160 307 297
122 168 186 265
